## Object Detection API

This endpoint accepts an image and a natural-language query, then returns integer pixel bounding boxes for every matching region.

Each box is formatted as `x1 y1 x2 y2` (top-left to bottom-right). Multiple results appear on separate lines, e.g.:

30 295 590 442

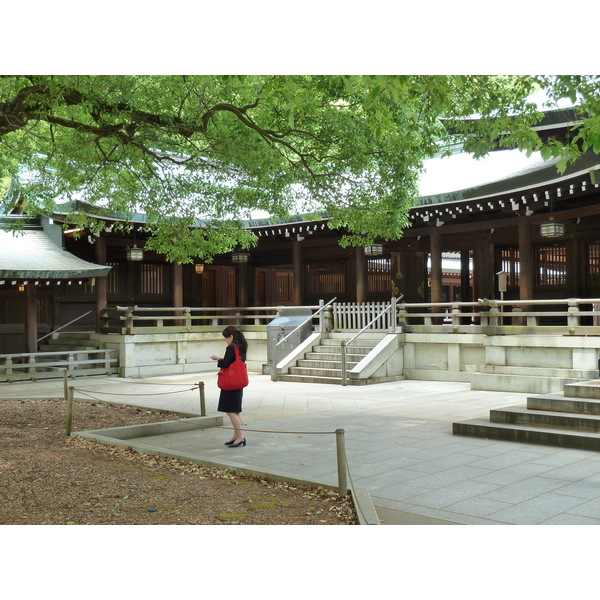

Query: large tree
1 74 599 261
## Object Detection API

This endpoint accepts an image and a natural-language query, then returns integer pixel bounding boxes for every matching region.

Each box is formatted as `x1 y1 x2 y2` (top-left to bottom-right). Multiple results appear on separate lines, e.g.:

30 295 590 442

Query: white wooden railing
332 300 400 331
399 298 600 335
0 349 118 383
101 304 320 334
100 298 600 336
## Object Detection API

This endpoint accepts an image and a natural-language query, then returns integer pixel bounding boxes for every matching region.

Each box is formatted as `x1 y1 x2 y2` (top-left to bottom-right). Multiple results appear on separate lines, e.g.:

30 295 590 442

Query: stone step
490 405 600 432
305 352 366 362
320 336 378 345
564 380 600 400
38 345 97 353
51 331 95 338
527 394 600 415
453 418 600 451
297 359 360 370
471 372 580 394
40 338 98 350
277 373 404 386
289 366 345 378
277 374 344 385
311 344 374 355
481 365 598 379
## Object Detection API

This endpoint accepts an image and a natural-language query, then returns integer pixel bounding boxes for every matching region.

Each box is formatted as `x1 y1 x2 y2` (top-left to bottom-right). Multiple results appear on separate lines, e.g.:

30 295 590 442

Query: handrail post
567 299 579 328
390 297 397 332
324 304 333 332
68 352 75 378
341 341 347 386
28 355 37 382
271 325 281 382
125 305 135 334
6 356 13 383
318 299 325 332
335 429 348 497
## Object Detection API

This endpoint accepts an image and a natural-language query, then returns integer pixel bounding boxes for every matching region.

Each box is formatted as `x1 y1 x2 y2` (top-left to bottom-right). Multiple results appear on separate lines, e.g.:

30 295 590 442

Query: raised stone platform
453 379 600 451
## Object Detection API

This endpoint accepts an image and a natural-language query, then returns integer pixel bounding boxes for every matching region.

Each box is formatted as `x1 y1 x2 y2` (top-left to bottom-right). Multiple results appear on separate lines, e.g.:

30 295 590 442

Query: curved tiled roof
0 228 111 280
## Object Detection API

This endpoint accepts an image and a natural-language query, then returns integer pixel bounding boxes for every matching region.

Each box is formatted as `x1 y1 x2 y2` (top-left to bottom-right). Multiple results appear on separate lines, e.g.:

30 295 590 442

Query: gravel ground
0 398 357 525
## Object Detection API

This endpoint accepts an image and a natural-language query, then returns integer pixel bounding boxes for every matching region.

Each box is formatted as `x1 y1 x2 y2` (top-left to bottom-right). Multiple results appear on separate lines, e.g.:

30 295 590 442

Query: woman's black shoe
224 440 236 446
228 438 246 448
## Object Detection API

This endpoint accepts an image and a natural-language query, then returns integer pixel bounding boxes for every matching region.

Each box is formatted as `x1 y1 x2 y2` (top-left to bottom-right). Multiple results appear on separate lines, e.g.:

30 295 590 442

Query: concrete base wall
91 329 600 393
402 333 600 393
93 331 267 379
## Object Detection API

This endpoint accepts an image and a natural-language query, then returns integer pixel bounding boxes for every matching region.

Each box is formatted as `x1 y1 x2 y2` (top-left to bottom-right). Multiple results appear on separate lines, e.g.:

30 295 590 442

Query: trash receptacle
267 307 313 367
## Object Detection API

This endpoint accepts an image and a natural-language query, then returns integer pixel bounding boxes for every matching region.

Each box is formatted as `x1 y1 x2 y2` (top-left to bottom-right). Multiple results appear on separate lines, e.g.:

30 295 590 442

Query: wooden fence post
65 386 75 436
336 428 348 496
198 382 206 416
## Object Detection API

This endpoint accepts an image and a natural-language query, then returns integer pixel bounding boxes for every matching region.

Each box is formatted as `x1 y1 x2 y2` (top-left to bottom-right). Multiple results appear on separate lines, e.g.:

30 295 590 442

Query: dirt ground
0 398 357 525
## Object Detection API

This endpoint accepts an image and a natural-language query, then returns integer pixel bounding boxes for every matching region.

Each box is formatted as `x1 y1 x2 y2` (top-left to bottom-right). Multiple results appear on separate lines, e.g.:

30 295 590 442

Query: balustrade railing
100 298 600 336
101 304 322 334
399 298 600 335
0 349 118 383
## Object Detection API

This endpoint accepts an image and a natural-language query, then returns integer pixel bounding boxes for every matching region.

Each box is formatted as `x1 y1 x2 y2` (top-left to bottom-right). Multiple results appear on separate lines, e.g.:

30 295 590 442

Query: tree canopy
1 74 600 262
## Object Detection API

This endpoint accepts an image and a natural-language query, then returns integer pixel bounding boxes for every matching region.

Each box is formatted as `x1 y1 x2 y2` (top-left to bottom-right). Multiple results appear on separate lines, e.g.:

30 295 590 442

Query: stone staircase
39 331 99 353
276 332 404 385
453 380 600 451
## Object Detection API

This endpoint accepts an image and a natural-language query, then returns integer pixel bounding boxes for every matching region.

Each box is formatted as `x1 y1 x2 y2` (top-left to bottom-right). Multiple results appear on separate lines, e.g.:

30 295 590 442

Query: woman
210 326 248 448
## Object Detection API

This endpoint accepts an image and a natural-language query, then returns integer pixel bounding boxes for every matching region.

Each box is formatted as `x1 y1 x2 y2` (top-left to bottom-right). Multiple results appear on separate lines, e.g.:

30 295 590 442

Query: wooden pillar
566 227 579 297
473 243 495 300
355 246 367 303
292 239 303 305
172 263 183 307
238 261 249 307
95 236 107 333
430 227 443 304
391 251 426 303
172 262 183 326
460 250 471 302
25 283 38 353
518 215 533 301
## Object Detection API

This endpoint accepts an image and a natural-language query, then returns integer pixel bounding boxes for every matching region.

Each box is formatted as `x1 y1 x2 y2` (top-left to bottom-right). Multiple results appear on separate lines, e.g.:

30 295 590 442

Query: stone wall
402 333 600 393
95 331 267 378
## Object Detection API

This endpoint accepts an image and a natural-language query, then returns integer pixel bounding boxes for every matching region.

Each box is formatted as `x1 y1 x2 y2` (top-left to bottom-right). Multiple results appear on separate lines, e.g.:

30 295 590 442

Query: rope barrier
67 377 367 520
74 386 199 397
217 425 335 435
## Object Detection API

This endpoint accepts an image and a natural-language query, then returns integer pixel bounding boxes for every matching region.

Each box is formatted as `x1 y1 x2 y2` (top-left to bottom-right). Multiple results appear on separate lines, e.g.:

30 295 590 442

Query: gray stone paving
5 372 600 524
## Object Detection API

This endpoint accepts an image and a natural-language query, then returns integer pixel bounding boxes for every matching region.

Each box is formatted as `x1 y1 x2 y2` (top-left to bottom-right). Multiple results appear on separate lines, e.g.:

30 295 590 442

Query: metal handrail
271 297 337 382
275 297 337 348
36 310 94 344
341 297 402 386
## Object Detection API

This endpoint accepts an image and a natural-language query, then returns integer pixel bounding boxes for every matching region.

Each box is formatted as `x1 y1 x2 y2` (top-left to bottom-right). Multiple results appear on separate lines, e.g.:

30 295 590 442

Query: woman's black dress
217 343 247 413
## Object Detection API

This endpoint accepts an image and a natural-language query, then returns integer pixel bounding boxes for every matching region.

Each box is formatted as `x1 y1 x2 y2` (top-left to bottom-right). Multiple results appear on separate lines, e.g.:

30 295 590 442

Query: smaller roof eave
0 228 111 280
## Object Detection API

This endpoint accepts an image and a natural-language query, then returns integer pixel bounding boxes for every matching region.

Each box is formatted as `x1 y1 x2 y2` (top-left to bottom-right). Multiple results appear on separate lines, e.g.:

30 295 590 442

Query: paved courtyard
6 370 600 525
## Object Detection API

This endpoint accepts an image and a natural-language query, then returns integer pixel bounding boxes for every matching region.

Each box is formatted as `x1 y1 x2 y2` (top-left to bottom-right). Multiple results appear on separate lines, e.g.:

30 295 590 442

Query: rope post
198 381 206 416
65 386 75 436
63 369 68 403
335 428 348 497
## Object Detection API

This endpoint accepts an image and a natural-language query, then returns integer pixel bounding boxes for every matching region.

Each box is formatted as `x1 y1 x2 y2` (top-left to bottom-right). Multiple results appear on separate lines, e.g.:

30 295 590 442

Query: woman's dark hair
222 326 248 353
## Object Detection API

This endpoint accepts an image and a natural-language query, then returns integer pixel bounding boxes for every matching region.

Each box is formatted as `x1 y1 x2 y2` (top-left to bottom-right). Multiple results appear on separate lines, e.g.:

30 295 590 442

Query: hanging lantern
126 246 144 261
194 263 205 274
232 252 249 263
539 219 566 238
364 244 383 256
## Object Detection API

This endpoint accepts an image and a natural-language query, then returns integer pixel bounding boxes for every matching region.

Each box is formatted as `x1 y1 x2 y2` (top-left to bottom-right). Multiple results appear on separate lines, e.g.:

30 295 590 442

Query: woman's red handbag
217 343 249 390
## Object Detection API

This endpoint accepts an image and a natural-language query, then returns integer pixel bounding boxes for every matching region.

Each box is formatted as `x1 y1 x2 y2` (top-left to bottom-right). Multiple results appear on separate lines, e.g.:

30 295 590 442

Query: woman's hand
209 355 219 361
